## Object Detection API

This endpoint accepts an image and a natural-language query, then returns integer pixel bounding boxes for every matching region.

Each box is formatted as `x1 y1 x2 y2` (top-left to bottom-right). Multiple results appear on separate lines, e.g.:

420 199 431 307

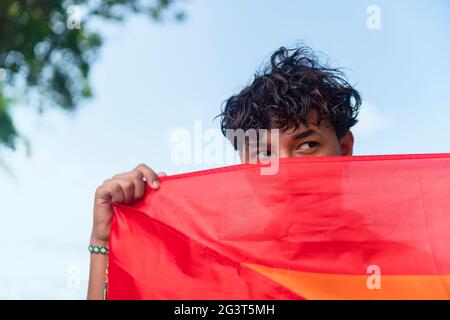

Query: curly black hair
218 46 361 150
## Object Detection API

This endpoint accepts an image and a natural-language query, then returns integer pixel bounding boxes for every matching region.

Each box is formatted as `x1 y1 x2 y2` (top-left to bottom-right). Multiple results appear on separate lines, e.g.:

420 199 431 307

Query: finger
113 169 144 185
126 170 146 199
134 164 160 189
114 178 135 204
98 180 126 203
132 175 146 200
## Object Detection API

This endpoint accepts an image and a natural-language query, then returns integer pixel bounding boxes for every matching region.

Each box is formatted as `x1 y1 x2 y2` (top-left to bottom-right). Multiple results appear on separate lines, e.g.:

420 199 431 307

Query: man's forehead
270 109 330 134
267 117 330 137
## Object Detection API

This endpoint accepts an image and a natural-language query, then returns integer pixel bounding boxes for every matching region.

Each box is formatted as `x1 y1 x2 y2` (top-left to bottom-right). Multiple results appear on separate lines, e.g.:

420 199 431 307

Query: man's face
240 111 354 163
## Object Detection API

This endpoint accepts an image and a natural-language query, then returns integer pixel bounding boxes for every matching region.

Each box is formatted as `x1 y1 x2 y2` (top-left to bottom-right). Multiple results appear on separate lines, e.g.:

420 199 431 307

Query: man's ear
339 131 354 156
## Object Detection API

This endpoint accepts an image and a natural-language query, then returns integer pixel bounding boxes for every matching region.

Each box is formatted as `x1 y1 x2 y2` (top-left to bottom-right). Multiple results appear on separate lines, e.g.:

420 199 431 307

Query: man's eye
298 141 318 151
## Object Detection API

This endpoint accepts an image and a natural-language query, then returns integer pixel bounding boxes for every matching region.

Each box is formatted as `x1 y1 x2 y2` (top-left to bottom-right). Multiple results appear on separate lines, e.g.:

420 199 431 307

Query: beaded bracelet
89 245 109 255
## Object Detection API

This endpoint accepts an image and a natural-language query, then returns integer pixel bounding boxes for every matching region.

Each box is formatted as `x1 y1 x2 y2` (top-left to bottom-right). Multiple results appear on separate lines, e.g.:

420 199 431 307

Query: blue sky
1 0 449 298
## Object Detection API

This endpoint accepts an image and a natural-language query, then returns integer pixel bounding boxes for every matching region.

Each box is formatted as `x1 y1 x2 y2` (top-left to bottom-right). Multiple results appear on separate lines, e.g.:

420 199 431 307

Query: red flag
108 154 450 299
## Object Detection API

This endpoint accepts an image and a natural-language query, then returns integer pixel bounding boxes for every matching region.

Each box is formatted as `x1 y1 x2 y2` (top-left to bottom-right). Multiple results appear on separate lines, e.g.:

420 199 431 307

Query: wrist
91 222 111 243
90 233 110 246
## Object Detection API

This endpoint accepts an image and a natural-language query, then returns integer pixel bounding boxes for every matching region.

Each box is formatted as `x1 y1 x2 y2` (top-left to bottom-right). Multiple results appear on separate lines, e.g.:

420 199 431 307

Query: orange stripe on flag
244 263 450 300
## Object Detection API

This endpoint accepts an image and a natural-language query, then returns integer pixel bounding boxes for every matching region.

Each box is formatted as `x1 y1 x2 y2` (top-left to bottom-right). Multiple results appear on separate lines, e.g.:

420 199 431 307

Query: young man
87 46 361 299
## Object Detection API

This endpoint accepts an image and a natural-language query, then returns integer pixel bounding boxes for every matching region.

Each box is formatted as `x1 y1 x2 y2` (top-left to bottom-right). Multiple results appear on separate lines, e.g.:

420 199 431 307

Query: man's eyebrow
292 128 324 140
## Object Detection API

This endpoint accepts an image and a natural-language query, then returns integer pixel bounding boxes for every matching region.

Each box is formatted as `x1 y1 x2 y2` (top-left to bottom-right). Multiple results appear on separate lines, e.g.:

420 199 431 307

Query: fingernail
151 181 160 189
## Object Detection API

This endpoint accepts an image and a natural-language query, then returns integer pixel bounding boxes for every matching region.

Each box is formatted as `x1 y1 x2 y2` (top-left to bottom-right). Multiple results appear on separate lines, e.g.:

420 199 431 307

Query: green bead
89 245 108 254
